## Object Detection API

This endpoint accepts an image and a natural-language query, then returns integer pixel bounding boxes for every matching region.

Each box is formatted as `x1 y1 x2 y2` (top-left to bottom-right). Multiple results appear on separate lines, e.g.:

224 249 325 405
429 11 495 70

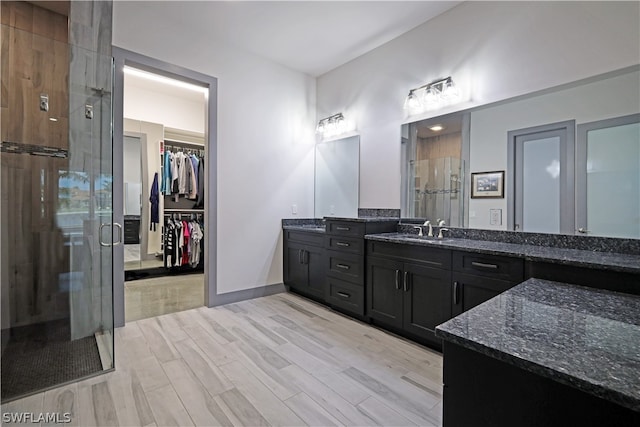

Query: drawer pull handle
403 271 409 292
336 242 350 247
471 261 498 270
395 269 400 290
336 226 350 231
337 292 350 298
336 263 351 270
453 281 460 305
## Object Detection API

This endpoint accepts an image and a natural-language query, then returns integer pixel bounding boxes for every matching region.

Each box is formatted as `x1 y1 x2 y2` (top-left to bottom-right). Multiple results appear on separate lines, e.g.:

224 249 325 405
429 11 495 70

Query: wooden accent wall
1 1 69 149
1 1 70 328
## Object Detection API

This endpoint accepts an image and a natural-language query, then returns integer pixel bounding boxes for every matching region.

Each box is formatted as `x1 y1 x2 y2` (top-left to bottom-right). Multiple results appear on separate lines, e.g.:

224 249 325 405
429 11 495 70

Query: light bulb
316 121 325 134
424 87 439 105
404 91 421 110
335 115 345 133
442 79 459 99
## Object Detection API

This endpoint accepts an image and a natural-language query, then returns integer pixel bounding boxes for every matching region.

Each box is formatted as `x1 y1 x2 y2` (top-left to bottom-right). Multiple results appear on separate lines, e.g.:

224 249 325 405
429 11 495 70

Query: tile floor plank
220 361 306 426
145 384 194 427
162 359 233 427
218 388 269 427
284 392 342 427
173 338 234 396
356 396 418 427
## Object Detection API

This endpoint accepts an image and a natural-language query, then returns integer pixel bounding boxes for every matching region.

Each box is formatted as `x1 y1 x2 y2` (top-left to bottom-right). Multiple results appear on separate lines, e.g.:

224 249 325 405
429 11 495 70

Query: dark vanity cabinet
283 230 326 300
324 220 397 317
451 251 524 316
366 241 452 346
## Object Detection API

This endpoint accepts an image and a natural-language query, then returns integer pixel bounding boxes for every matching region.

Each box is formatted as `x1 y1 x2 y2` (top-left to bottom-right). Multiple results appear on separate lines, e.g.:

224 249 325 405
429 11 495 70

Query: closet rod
164 139 204 149
164 209 205 213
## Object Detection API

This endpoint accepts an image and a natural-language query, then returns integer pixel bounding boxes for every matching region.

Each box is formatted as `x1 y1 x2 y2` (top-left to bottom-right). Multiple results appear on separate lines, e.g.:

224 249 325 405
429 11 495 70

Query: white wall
469 69 640 229
123 82 205 134
113 2 316 295
317 1 640 209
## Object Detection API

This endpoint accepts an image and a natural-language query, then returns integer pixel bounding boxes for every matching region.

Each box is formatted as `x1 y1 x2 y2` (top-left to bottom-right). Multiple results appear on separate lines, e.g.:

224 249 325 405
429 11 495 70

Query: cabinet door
284 242 308 291
305 245 325 298
366 257 403 329
403 263 452 340
452 273 515 316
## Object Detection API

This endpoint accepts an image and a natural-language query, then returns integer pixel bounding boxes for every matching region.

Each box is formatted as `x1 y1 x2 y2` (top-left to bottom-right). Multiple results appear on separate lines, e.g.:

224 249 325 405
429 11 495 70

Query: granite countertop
365 233 640 274
327 216 400 223
435 278 640 412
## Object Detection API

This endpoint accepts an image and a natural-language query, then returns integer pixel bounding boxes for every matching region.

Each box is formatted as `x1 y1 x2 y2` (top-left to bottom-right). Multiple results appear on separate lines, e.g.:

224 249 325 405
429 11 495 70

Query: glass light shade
316 121 326 134
404 91 421 110
335 115 346 133
424 87 439 105
442 80 459 99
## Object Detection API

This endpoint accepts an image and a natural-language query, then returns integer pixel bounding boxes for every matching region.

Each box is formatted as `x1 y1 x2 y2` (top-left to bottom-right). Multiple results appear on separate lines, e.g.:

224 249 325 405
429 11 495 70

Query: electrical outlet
490 208 502 226
291 204 297 215
330 205 335 214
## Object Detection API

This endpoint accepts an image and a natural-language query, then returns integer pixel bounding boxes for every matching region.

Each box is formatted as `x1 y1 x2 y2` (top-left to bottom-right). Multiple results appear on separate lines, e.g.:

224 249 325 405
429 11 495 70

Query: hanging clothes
196 157 205 207
189 220 203 267
161 150 172 196
149 172 159 231
170 151 179 194
188 154 199 200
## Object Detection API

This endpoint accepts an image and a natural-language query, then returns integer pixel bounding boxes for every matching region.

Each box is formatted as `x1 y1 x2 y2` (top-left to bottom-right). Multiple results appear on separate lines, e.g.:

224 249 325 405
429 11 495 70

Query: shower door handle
100 223 122 247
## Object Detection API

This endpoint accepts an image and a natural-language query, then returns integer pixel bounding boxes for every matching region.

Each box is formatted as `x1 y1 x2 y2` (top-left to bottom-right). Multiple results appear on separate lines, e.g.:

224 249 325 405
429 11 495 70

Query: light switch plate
291 204 297 215
490 208 502 226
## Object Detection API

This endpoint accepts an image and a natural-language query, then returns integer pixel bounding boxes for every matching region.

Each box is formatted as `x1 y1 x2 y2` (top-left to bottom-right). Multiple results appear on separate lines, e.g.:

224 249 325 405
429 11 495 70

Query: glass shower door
1 25 114 402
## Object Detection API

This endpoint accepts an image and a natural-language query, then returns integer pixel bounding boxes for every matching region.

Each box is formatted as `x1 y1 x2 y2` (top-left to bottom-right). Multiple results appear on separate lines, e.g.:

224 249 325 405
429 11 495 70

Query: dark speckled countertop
365 233 640 274
435 278 640 412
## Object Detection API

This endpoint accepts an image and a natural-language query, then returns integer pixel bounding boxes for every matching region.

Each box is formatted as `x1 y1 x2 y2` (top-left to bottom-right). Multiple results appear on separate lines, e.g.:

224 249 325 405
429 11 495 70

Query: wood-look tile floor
1 292 443 426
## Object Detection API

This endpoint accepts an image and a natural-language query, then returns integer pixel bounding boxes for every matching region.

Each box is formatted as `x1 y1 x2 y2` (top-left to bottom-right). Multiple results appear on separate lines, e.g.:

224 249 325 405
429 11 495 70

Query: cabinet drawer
326 250 364 285
453 251 523 282
326 235 364 254
367 241 451 269
285 230 325 247
326 277 364 316
326 221 365 237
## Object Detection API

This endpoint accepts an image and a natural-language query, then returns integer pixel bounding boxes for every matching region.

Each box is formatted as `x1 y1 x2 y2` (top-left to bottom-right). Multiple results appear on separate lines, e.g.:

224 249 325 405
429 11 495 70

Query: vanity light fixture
404 76 460 114
316 113 347 138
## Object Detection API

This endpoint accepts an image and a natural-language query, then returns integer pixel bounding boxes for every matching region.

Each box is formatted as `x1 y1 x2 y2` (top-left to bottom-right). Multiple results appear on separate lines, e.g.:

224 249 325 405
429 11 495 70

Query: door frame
507 120 575 233
112 47 218 328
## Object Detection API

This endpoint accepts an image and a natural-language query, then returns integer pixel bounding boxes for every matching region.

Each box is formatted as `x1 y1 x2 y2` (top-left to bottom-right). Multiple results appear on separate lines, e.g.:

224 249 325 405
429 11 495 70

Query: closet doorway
121 66 208 322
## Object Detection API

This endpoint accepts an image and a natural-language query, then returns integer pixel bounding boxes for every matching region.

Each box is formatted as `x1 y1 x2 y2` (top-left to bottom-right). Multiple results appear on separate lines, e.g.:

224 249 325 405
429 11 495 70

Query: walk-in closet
121 66 208 322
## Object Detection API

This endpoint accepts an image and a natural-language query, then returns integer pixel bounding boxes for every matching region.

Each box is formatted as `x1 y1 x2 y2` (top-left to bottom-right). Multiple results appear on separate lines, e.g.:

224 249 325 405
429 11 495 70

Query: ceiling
120 1 462 104
123 1 461 78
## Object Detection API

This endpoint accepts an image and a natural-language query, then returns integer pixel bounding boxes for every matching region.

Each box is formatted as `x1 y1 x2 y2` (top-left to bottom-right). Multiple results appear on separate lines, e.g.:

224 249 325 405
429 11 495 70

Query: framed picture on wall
471 171 504 198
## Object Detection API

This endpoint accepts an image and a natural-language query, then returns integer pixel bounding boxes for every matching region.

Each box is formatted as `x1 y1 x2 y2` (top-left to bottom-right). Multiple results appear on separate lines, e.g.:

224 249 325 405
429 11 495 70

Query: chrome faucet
413 226 423 237
422 220 433 237
437 219 446 227
438 228 450 239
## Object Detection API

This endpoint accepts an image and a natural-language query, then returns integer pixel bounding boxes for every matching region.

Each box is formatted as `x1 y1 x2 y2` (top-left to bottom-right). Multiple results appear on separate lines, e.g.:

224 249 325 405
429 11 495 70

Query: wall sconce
316 113 347 138
404 76 460 114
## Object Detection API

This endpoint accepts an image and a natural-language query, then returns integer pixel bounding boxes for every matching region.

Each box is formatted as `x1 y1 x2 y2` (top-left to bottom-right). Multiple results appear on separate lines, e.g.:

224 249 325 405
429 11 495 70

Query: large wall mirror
401 65 640 239
315 135 360 218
